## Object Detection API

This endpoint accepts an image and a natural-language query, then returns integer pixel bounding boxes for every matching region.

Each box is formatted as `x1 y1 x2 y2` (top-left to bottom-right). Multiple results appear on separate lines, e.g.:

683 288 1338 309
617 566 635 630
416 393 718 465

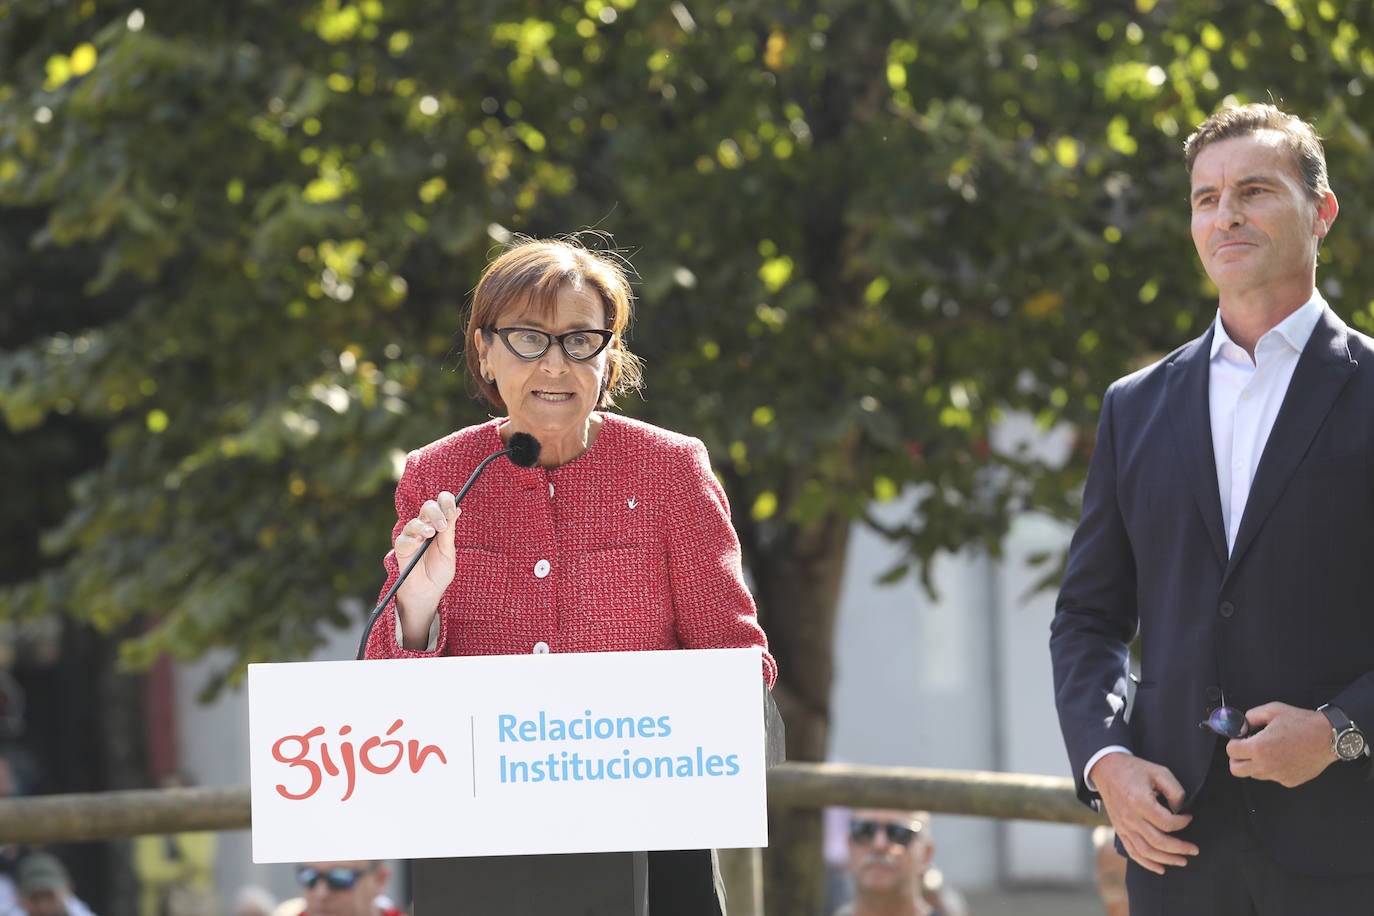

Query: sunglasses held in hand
849 819 921 847
1199 703 1252 739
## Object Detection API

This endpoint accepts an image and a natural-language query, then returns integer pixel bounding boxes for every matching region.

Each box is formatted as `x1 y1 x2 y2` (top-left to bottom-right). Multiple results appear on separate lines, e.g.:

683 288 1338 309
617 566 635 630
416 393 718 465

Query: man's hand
1089 752 1197 875
1226 702 1333 787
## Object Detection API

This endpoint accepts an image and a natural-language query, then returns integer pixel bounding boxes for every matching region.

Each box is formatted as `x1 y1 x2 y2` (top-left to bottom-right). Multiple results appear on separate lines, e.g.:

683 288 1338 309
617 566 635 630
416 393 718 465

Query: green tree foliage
5 0 1374 910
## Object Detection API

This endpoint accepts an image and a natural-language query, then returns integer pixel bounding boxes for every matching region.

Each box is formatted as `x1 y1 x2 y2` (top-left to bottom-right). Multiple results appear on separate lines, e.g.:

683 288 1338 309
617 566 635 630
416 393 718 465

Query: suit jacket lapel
1166 327 1229 567
1225 308 1358 579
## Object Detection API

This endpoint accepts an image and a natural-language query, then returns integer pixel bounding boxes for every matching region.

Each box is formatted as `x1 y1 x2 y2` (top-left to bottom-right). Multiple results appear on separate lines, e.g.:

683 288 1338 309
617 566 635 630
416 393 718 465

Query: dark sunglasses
297 865 374 891
1199 704 1252 739
489 326 614 362
849 819 921 846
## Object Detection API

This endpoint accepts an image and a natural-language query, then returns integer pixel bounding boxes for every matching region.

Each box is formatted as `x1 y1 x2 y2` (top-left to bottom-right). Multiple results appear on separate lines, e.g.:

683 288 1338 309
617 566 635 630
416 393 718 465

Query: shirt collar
1209 290 1326 361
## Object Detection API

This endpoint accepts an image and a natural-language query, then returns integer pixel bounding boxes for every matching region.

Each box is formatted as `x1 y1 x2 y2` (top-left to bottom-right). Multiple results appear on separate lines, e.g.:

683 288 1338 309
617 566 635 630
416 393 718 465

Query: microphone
355 432 542 659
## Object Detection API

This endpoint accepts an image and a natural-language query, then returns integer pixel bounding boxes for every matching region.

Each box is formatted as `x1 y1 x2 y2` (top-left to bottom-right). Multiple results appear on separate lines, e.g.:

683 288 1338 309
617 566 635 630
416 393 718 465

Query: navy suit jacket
1051 305 1374 876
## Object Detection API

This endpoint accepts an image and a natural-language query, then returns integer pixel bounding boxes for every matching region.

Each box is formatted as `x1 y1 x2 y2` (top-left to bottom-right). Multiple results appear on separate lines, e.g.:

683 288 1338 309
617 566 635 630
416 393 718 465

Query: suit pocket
445 547 514 644
564 545 674 648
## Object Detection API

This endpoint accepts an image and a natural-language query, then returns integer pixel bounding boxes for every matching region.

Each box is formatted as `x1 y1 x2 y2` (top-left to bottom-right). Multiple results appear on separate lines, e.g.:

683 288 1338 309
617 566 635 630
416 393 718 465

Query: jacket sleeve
1050 384 1139 804
363 449 452 660
664 438 777 688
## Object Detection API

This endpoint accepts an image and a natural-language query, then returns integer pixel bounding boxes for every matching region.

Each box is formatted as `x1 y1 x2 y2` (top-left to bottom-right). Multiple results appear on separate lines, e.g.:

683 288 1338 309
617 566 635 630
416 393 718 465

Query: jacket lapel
1224 309 1358 580
1166 327 1229 568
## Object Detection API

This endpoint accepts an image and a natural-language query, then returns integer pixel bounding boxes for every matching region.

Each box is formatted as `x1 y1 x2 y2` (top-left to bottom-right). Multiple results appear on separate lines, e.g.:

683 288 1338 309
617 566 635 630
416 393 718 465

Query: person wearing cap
14 852 96 916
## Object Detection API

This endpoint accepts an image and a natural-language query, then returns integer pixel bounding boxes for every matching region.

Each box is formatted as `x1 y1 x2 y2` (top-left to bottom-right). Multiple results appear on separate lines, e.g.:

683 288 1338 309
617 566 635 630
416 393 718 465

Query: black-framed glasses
489 327 614 362
849 819 921 847
1199 704 1251 739
297 865 375 891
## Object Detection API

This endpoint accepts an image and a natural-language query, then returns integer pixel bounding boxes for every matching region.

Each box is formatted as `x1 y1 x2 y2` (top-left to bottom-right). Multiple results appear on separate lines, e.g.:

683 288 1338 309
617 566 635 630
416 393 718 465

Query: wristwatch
1318 704 1368 761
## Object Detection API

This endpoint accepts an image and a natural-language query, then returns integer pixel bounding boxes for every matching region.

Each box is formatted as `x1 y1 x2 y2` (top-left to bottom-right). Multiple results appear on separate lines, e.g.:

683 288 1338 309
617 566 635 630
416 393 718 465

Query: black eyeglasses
488 327 614 362
849 819 921 847
1199 703 1251 739
297 865 374 891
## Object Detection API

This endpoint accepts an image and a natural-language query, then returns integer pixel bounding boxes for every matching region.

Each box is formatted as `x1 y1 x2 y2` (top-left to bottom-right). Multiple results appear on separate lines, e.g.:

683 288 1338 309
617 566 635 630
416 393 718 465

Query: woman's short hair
465 235 645 409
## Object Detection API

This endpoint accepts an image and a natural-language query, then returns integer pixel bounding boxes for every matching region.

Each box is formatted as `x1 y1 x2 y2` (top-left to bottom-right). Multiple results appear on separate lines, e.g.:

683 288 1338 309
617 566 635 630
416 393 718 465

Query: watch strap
1319 704 1367 760
1319 703 1354 732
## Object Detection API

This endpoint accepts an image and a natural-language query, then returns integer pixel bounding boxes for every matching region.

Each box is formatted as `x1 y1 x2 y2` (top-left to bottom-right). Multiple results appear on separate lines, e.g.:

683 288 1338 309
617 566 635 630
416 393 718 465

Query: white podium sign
247 648 768 863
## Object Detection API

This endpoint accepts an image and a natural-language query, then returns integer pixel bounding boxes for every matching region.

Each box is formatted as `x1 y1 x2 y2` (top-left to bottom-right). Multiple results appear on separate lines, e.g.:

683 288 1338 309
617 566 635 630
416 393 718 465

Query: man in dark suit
1051 101 1374 914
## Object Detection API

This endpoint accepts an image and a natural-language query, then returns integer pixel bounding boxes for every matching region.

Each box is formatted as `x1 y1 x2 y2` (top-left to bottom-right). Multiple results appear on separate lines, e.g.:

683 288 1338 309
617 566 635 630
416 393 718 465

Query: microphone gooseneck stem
354 446 513 660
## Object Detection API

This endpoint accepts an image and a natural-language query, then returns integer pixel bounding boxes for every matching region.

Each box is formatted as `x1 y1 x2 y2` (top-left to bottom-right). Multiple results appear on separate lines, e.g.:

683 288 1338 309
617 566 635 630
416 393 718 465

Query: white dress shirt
1083 293 1326 789
1209 295 1325 551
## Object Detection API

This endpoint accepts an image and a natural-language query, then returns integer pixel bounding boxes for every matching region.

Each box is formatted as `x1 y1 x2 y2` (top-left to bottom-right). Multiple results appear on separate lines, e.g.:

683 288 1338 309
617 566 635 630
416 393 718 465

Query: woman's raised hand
393 490 461 644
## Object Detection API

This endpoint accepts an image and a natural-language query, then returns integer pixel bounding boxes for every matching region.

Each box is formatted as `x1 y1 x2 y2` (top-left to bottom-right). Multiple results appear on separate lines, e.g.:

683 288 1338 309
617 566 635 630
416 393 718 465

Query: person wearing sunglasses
287 861 400 916
831 810 965 916
1051 100 1374 915
362 234 775 915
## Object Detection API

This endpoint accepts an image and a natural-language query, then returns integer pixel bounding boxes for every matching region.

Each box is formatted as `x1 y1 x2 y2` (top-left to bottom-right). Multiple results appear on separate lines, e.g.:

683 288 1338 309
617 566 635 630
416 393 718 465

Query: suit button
1206 686 1222 702
1218 601 1235 618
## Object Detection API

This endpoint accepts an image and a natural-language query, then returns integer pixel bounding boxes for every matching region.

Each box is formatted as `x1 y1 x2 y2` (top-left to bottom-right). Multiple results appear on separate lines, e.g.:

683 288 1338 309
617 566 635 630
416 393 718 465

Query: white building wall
996 513 1091 884
828 500 1092 891
829 527 1002 888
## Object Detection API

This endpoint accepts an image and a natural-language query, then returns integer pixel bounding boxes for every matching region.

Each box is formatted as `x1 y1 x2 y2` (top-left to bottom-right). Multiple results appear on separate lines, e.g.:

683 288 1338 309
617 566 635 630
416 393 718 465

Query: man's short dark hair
1184 102 1330 202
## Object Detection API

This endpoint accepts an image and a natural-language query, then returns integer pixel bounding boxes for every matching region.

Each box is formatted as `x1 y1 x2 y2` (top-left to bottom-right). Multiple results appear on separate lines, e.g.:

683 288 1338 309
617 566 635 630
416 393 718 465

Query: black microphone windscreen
506 432 542 468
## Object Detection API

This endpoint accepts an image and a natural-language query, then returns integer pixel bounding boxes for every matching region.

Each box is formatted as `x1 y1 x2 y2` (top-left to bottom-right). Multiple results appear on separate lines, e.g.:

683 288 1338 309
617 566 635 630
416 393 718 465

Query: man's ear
917 839 935 869
1315 190 1339 237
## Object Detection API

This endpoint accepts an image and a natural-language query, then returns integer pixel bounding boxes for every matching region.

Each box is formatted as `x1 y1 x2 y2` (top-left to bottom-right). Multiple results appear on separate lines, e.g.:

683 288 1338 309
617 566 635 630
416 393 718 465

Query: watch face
1336 730 1366 760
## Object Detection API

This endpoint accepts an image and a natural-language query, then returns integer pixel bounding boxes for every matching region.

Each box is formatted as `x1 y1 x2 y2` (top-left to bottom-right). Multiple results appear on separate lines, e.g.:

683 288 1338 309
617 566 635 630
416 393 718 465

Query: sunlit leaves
763 30 787 71
758 256 792 292
750 490 777 521
1022 290 1064 319
44 42 96 90
1105 115 1138 155
387 30 411 55
1199 21 1225 50
1101 62 1167 101
309 0 385 44
492 18 558 78
1053 136 1080 168
715 138 743 168
864 277 889 306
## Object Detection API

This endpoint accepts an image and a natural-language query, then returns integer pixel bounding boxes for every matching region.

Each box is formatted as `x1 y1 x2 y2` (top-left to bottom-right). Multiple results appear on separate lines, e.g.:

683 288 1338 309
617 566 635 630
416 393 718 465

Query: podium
248 649 783 915
412 851 648 915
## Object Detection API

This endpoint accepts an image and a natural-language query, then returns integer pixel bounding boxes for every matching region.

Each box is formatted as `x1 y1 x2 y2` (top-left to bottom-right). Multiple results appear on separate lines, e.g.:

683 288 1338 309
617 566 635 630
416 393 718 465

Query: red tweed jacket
364 413 776 686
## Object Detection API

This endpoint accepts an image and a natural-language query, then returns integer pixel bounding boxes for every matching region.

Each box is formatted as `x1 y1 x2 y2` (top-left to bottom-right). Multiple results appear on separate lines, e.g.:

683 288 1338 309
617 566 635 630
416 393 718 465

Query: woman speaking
364 234 775 914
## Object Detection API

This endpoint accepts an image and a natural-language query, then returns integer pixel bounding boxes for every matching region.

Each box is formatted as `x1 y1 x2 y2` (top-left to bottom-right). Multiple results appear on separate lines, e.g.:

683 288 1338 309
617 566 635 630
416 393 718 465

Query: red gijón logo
271 718 448 801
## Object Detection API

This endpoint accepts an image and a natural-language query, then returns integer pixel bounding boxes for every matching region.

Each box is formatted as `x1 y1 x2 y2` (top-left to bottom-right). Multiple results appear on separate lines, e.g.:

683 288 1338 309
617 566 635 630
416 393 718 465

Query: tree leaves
3 0 1374 704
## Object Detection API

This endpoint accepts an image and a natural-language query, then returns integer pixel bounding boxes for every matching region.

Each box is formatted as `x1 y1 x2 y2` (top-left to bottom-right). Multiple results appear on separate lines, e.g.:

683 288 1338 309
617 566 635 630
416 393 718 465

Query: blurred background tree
3 0 1374 912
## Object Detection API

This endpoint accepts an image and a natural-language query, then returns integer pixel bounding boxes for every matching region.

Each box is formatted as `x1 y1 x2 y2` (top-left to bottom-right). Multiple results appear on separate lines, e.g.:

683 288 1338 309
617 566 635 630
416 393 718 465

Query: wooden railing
0 762 1104 843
